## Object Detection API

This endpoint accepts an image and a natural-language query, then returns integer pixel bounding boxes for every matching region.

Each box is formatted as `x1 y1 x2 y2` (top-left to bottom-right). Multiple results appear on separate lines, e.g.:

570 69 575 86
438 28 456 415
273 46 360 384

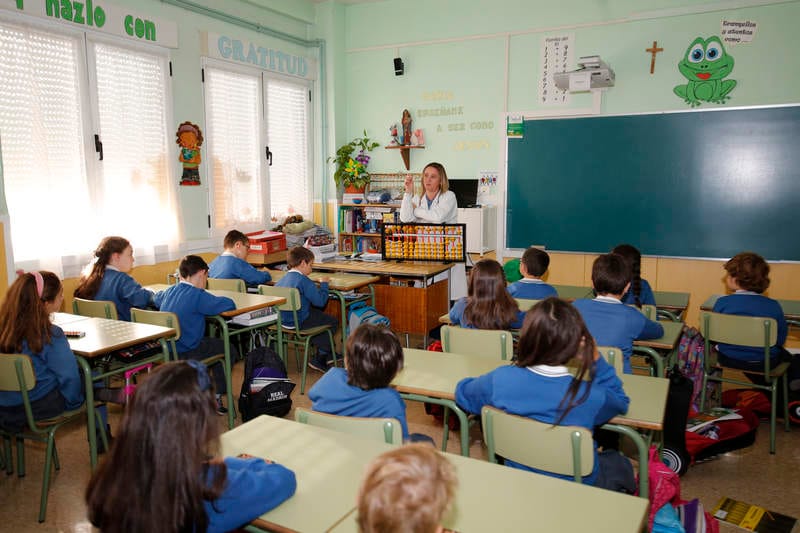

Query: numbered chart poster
539 34 574 105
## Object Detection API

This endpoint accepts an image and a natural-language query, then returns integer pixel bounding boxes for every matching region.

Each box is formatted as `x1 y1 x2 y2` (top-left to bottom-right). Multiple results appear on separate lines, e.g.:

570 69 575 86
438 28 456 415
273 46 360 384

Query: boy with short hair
507 247 558 299
208 229 272 287
572 253 664 374
153 255 237 413
357 444 457 533
275 246 337 372
309 324 432 443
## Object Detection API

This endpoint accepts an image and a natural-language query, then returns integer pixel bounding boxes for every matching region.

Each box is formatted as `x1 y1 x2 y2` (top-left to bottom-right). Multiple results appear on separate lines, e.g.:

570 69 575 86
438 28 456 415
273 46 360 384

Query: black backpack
238 346 295 421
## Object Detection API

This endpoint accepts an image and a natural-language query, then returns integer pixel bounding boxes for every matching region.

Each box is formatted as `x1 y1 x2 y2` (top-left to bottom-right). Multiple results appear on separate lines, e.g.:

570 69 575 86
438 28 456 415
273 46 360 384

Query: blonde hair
357 444 457 533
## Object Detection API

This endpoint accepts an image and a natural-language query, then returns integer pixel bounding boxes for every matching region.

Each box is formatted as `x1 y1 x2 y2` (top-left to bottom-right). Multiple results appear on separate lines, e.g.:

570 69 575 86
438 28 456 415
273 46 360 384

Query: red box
246 230 287 254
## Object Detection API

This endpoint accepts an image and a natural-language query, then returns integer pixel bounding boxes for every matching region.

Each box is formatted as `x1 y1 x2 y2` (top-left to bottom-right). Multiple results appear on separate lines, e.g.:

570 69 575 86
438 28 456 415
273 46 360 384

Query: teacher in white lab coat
400 162 467 300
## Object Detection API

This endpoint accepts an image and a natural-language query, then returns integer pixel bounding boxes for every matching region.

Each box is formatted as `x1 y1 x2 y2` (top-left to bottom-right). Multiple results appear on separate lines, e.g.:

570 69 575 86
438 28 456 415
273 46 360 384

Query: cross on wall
646 41 664 74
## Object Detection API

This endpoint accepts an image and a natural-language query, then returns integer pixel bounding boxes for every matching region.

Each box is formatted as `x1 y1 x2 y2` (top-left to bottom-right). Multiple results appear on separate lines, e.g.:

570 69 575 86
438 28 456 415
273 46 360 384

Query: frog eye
688 43 704 63
705 42 722 62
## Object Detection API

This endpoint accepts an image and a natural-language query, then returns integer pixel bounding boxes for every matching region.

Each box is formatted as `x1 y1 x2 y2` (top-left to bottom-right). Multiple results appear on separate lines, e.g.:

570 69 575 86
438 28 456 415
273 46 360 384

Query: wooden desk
701 294 800 321
330 449 648 533
51 313 175 468
654 290 690 321
396 348 668 497
552 284 594 301
633 320 684 375
220 415 393 533
313 260 454 339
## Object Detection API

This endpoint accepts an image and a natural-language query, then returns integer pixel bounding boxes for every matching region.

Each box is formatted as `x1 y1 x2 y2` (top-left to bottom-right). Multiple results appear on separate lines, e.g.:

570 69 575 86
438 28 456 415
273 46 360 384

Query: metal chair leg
39 433 56 522
16 436 25 477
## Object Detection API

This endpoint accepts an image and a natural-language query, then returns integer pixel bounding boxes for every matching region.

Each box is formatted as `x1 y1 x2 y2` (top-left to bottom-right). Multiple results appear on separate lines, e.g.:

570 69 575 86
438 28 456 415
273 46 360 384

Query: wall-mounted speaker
393 57 404 76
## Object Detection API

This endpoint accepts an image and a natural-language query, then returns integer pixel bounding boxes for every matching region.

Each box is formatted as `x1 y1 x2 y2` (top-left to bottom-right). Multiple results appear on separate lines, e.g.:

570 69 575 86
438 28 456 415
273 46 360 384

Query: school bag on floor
347 301 390 336
238 346 295 421
674 326 720 412
685 407 759 463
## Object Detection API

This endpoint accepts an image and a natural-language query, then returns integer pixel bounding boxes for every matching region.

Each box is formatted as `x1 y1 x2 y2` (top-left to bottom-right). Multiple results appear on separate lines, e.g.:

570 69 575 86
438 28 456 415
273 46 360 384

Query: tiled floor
1 349 798 532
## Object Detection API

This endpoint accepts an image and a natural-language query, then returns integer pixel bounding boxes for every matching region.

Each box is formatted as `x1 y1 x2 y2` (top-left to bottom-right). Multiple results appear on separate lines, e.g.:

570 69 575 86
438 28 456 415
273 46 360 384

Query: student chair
514 298 540 312
72 298 118 320
0 354 97 522
257 285 337 394
700 311 790 454
481 406 594 482
130 308 182 360
596 346 624 375
440 325 513 361
294 407 402 445
653 290 689 322
207 277 246 293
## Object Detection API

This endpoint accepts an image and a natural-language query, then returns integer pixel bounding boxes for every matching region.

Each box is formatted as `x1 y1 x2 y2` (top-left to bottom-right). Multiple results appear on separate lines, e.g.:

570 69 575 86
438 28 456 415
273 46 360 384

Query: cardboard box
246 231 287 254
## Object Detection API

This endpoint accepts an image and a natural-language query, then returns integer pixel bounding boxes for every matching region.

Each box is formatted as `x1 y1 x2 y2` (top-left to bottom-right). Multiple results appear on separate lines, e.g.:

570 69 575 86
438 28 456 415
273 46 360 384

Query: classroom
0 0 799 531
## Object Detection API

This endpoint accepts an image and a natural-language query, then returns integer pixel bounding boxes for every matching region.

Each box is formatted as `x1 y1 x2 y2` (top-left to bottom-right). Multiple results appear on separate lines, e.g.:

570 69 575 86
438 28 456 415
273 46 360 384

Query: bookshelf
337 203 400 253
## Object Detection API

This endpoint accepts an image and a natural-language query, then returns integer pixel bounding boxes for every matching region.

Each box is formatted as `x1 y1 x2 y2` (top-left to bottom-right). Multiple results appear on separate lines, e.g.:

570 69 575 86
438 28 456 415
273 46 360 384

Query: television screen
448 179 479 207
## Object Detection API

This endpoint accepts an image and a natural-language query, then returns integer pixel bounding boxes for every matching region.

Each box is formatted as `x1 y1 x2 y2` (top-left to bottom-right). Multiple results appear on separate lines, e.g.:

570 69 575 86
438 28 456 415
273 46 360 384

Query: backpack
347 301 390 336
238 346 295 421
675 326 720 412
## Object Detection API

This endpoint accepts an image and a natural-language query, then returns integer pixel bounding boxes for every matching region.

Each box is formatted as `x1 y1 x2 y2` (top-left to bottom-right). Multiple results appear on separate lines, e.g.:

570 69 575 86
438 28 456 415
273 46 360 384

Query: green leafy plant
329 130 380 189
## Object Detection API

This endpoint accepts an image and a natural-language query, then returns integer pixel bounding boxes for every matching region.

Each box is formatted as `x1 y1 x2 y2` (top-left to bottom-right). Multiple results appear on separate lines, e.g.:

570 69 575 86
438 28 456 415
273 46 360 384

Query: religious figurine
176 121 203 186
389 123 399 145
401 109 412 146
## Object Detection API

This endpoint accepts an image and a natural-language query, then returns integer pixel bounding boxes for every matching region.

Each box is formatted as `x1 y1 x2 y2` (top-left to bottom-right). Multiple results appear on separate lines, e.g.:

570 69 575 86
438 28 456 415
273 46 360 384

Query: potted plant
329 130 380 193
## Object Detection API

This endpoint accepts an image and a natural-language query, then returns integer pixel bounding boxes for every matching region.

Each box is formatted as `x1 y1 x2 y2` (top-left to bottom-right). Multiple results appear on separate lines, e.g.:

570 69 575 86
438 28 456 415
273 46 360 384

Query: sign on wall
0 0 178 47
203 31 316 80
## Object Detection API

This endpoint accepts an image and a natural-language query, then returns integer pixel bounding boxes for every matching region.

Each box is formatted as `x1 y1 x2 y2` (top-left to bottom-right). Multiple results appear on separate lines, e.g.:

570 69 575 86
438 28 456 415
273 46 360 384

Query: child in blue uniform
612 244 655 307
275 246 338 372
449 259 524 329
713 252 800 389
208 229 272 287
572 253 663 374
507 247 557 300
0 271 84 430
153 255 237 414
74 236 155 321
86 360 296 533
455 297 634 491
309 324 432 443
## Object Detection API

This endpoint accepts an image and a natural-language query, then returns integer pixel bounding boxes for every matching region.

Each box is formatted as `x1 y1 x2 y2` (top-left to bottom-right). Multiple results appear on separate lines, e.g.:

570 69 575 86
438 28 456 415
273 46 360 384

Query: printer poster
539 33 574 105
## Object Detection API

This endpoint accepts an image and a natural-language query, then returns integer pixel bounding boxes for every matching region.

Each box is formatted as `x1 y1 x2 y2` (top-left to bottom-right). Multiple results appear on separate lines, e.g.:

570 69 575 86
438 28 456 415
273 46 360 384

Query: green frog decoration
674 36 736 107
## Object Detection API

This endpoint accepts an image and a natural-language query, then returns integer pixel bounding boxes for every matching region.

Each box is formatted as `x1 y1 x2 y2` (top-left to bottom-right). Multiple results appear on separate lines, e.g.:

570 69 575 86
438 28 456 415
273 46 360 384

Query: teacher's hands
404 175 414 194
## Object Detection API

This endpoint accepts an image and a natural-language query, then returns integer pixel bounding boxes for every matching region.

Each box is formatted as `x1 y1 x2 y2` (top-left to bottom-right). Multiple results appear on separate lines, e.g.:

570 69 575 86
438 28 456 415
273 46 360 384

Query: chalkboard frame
505 104 800 261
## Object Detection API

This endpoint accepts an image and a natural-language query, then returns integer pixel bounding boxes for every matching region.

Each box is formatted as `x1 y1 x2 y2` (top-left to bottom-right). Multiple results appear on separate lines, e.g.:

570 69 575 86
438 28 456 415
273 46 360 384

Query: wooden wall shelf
385 144 425 170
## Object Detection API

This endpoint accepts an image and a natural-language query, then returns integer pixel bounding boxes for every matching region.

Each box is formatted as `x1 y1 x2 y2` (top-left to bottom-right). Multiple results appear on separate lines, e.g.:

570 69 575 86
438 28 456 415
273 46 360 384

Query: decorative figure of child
176 121 203 186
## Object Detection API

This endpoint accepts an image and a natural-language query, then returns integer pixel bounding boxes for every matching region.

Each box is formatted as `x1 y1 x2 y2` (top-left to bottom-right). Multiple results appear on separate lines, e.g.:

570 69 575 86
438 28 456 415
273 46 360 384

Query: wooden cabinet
337 203 400 254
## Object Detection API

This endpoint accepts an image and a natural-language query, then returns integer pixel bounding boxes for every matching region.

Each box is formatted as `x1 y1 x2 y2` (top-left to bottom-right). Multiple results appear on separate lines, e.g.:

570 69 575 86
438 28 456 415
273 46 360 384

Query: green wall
338 0 800 182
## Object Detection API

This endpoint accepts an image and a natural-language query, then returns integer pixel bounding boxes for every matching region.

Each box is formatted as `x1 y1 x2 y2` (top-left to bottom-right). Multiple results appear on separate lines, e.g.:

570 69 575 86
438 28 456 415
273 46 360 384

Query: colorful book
713 497 796 532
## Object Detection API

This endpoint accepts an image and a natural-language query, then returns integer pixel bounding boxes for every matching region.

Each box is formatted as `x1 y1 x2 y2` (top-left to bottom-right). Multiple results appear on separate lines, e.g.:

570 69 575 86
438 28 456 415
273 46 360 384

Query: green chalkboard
506 105 800 260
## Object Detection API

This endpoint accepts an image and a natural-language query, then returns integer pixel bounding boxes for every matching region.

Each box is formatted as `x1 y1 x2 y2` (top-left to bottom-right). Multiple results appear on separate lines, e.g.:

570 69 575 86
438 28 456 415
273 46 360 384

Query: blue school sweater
621 278 656 306
94 267 154 321
308 367 409 439
274 270 329 326
0 326 84 410
507 278 558 300
153 282 235 353
208 253 272 287
712 291 788 362
204 457 296 533
448 297 525 329
455 357 629 485
572 296 664 374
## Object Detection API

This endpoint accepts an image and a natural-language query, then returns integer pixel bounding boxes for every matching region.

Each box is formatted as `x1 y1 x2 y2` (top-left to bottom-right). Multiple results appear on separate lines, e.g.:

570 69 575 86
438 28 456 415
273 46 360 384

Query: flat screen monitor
448 179 479 207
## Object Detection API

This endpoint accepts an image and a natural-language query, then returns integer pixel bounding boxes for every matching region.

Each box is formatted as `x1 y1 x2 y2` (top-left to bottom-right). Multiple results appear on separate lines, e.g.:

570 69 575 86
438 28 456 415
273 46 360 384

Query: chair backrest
207 278 246 293
596 346 624 374
481 406 594 482
440 325 513 360
294 407 402 445
514 298 540 312
258 285 300 312
0 354 35 393
700 311 777 373
72 298 118 320
640 304 658 321
130 308 181 359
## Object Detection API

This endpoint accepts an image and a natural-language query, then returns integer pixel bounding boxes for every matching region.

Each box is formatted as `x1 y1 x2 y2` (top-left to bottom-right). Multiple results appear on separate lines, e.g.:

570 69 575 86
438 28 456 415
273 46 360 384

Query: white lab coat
399 190 466 300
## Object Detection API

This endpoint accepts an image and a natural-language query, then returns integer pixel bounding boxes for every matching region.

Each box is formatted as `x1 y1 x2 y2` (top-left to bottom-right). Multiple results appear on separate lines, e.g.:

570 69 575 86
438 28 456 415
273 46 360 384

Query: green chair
207 277 246 293
700 311 790 454
653 290 689 322
72 298 118 320
130 308 225 369
514 298 540 312
440 325 513 361
294 407 402 445
0 354 95 522
481 406 594 482
596 346 624 375
258 285 336 394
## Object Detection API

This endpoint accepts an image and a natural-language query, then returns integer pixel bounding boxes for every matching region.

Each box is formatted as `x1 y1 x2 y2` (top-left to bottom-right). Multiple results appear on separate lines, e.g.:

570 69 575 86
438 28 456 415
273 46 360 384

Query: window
0 17 178 276
203 60 311 234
